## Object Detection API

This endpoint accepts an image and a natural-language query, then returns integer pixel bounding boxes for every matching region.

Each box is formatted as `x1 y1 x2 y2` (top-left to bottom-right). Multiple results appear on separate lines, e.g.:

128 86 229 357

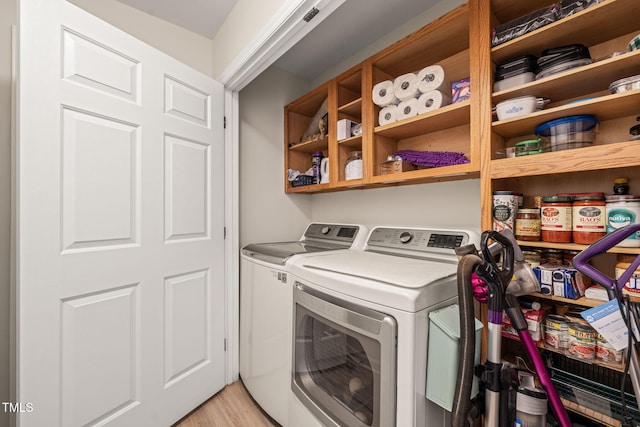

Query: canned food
596 333 623 364
493 191 517 231
545 314 569 349
616 254 640 293
568 322 596 360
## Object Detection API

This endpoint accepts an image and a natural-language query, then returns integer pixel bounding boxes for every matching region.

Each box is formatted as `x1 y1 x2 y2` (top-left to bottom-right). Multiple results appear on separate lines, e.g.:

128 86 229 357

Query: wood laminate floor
173 381 280 427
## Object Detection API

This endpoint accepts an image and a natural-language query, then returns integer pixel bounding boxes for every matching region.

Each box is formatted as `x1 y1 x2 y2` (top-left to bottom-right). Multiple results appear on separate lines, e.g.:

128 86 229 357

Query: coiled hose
452 254 484 427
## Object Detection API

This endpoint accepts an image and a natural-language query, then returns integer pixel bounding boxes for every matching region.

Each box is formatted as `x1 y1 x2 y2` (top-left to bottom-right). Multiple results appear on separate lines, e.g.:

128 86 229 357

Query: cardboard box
502 307 545 343
337 119 355 141
452 77 471 104
380 159 415 175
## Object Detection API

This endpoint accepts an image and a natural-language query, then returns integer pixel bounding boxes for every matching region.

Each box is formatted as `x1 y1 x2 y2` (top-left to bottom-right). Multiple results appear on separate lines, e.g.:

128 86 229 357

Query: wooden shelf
561 397 625 427
491 0 640 64
491 90 640 138
490 140 640 179
374 100 470 139
492 50 640 105
288 135 329 153
518 239 640 255
370 163 478 184
337 135 362 149
338 98 362 118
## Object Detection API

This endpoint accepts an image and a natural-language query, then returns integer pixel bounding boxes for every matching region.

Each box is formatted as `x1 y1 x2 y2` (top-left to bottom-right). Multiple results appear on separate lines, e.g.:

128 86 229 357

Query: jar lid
542 195 572 203
606 195 640 202
614 177 630 184
493 190 514 195
534 115 599 136
573 195 604 201
518 209 539 214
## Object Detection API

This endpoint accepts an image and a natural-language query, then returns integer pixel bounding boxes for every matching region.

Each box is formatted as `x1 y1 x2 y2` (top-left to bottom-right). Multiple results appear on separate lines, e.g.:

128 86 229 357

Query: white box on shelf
337 119 354 141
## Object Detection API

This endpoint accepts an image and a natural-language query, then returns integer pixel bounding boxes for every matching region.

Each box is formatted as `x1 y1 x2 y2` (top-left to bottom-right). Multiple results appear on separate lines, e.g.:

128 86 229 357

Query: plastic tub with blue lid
535 115 598 152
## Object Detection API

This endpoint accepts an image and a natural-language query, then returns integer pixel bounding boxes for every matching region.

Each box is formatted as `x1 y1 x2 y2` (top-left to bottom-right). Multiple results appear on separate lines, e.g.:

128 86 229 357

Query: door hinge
224 338 227 351
303 7 319 22
224 226 227 239
224 116 226 128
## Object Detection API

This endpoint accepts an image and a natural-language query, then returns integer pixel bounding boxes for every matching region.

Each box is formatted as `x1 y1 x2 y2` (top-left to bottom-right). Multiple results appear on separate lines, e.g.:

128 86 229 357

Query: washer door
292 282 397 427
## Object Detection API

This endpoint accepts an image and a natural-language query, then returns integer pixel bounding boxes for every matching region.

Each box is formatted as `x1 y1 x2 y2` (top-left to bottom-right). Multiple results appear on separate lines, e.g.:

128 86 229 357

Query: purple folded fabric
393 150 470 168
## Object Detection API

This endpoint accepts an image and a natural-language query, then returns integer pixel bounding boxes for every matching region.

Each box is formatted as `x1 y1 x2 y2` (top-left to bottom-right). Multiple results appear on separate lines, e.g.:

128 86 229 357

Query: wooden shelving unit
284 4 476 193
283 0 640 422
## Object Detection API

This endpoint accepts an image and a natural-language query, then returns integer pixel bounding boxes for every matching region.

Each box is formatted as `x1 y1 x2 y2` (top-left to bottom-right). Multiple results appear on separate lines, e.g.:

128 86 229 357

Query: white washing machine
287 226 480 427
239 223 368 425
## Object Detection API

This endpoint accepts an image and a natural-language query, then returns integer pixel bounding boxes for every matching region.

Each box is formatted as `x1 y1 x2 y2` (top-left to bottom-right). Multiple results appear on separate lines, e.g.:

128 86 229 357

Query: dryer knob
399 231 413 244
321 226 332 235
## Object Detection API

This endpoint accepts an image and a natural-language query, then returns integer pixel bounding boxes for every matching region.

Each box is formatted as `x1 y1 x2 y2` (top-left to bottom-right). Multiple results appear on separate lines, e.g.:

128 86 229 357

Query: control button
321 226 332 235
399 231 413 244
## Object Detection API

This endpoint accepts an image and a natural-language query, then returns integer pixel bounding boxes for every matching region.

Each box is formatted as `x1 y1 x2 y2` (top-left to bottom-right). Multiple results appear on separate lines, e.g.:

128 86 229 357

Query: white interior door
16 0 226 425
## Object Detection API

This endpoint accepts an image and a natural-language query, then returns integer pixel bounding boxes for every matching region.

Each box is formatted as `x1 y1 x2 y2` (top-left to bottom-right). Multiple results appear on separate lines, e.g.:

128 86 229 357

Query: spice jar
541 249 563 266
613 177 630 195
515 209 541 241
563 250 579 267
523 250 541 268
572 195 606 244
541 196 573 243
606 195 640 247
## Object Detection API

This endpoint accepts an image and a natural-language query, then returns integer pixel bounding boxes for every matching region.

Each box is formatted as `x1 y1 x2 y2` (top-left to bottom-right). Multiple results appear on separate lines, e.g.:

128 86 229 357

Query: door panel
17 0 226 425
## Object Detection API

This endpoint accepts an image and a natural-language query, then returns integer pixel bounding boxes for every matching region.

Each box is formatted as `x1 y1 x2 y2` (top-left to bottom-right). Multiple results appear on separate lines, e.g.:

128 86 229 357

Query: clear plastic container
609 75 640 94
535 115 598 152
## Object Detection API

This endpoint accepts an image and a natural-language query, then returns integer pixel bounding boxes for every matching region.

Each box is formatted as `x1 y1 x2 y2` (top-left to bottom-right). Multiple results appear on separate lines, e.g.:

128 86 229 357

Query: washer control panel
367 227 470 255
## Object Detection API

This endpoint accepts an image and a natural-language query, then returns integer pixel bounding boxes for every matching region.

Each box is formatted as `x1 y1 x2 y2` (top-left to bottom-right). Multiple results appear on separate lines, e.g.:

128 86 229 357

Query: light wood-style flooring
173 381 280 427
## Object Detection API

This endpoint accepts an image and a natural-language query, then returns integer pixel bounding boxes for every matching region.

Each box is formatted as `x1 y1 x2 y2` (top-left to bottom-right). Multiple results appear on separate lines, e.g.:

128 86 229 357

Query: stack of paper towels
373 65 451 126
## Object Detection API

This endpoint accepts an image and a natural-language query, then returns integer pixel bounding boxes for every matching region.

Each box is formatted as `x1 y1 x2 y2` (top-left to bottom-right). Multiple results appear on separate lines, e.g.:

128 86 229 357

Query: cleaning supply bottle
311 151 324 184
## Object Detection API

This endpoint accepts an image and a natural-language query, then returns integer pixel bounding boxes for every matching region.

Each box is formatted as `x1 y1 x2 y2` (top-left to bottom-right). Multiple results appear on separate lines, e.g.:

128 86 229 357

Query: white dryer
239 223 368 425
287 226 480 427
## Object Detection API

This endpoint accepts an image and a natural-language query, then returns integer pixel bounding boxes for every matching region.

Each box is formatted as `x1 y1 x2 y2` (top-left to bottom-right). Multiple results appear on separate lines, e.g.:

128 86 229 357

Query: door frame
219 0 345 383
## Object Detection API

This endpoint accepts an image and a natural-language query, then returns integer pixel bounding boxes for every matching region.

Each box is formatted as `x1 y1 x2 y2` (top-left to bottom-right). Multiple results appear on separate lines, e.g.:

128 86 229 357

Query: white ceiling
117 0 443 81
117 0 237 39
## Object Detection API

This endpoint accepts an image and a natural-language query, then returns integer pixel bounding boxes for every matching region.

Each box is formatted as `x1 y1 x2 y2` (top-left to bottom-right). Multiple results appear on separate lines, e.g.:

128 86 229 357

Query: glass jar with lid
572 194 606 244
515 209 541 241
541 196 573 243
345 151 363 180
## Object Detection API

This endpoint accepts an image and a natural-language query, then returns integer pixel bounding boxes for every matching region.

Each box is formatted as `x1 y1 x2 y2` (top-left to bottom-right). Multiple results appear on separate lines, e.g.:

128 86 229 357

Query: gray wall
239 66 313 247
239 0 480 248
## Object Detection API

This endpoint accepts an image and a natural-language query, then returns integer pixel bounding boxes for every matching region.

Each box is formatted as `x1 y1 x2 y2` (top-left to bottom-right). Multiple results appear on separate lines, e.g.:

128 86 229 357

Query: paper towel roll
416 90 451 114
378 104 398 126
417 65 449 93
396 98 419 121
372 80 398 107
393 73 421 101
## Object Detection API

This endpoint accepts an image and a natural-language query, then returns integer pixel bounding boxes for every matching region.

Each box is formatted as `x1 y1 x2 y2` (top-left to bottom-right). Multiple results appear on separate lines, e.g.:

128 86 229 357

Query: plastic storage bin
426 304 483 411
535 115 598 152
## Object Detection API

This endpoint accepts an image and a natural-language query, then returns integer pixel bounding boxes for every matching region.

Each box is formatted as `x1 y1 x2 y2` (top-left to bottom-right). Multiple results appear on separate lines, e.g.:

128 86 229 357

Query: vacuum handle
481 230 515 289
573 224 640 291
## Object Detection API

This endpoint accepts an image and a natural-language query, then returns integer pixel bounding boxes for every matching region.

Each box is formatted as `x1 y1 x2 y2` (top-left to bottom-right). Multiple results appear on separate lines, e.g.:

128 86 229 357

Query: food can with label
606 195 640 247
544 314 569 349
568 322 596 360
493 191 517 231
596 333 623 364
616 254 640 293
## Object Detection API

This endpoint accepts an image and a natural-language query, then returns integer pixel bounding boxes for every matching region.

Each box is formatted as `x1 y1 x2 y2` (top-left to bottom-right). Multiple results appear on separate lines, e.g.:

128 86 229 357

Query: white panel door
16 0 226 426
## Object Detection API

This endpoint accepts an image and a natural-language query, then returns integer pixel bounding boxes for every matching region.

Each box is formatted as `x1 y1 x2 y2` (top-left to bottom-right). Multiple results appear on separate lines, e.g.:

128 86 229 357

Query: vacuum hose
452 254 484 427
